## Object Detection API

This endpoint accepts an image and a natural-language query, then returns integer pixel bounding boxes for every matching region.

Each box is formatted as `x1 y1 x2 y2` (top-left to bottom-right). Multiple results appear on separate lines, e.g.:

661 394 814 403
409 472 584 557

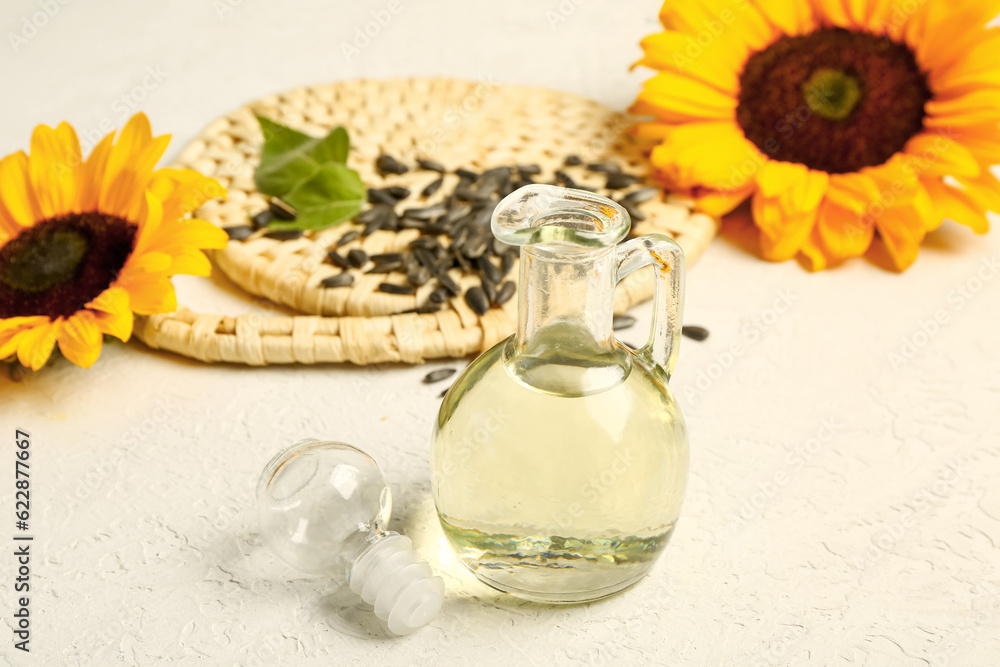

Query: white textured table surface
2 1 999 665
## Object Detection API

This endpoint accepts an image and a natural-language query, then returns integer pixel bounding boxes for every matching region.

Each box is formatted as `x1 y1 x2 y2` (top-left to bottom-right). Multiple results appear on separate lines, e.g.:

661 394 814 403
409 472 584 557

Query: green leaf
268 163 365 231
312 126 349 164
254 116 352 198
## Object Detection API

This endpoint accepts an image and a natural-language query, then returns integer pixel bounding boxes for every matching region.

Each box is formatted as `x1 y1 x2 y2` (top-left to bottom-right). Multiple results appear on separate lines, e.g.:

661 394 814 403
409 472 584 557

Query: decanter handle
615 234 686 380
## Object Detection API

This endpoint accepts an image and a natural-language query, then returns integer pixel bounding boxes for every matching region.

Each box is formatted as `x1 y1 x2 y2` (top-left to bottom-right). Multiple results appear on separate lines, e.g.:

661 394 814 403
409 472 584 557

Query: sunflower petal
752 162 830 261
902 133 981 179
690 184 755 217
87 287 133 342
635 31 746 94
79 131 115 212
874 206 926 270
0 317 48 360
99 113 171 220
755 0 816 36
28 122 82 219
631 71 737 122
148 169 226 224
56 312 103 368
753 196 820 261
128 250 173 273
816 199 874 262
661 0 778 50
650 122 764 191
0 152 41 229
16 320 59 371
908 0 1000 72
117 272 177 315
923 178 990 233
824 173 882 214
167 250 213 277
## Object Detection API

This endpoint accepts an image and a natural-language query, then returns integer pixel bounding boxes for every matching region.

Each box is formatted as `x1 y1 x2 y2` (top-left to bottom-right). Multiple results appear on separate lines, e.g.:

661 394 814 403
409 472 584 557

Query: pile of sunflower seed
230 154 659 316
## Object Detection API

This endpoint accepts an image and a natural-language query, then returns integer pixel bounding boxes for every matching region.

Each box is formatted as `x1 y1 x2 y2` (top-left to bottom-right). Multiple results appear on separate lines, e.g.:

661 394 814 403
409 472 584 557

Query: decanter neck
514 245 617 357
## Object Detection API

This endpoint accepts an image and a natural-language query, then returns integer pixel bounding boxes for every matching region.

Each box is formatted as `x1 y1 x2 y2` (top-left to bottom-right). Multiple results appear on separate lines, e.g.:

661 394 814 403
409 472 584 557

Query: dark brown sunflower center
0 212 136 319
736 28 931 174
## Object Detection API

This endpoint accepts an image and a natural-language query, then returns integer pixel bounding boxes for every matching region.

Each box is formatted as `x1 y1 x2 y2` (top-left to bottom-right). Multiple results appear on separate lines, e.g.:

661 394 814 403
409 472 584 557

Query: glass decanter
431 184 689 603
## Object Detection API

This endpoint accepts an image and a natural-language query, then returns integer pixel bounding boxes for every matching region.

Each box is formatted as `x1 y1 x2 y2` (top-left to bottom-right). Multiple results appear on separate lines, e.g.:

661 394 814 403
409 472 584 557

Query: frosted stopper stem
348 533 445 635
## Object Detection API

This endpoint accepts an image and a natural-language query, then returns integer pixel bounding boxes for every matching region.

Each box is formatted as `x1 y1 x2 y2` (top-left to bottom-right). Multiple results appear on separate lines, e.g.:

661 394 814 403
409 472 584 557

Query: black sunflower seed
682 325 710 341
378 282 415 295
495 280 516 306
327 250 349 269
438 387 450 399
269 198 297 220
443 204 472 225
587 162 622 174
453 252 472 272
251 209 274 229
385 186 410 200
370 252 403 263
421 176 444 198
477 256 502 284
413 247 439 271
336 230 360 247
461 234 489 259
516 164 541 176
554 170 577 188
400 217 427 230
438 272 461 296
383 208 400 232
500 251 516 278
612 314 637 330
449 226 470 251
481 277 497 303
455 168 479 181
357 207 386 225
429 287 449 303
367 259 404 274
225 225 254 240
404 203 448 221
417 158 446 173
364 217 386 236
347 249 368 267
376 153 408 175
263 229 303 240
619 200 647 222
321 273 354 288
408 265 432 286
621 186 660 205
564 155 582 166
368 188 397 205
423 368 456 384
606 173 640 190
464 286 490 315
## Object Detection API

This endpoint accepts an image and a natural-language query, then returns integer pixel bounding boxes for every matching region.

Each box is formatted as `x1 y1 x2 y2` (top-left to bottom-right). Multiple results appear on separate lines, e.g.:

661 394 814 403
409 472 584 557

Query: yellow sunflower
0 113 227 370
631 0 1000 270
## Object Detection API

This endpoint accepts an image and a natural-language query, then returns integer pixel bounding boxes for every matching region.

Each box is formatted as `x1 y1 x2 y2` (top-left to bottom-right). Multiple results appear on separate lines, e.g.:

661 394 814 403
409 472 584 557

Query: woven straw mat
134 78 717 366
